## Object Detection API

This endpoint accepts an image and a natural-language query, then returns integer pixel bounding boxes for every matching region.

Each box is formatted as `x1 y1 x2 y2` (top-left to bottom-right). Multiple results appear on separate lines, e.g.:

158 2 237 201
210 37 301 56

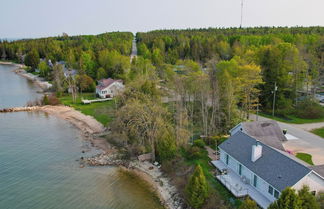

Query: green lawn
296 153 314 165
259 112 324 124
183 148 241 208
311 127 324 138
59 93 115 126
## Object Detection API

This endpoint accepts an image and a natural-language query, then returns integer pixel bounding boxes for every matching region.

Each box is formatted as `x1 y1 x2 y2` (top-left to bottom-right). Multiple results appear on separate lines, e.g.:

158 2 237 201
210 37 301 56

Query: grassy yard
296 153 314 165
311 127 324 138
183 148 241 208
259 112 324 124
59 93 115 126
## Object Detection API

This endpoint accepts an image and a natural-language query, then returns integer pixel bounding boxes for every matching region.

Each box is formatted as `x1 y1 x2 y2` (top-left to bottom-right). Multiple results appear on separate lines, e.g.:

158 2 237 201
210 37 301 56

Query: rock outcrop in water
0 106 40 113
81 153 128 166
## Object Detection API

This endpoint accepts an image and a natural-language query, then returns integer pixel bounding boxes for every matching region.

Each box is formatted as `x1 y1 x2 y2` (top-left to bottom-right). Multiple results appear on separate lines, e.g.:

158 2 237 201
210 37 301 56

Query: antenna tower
240 0 244 28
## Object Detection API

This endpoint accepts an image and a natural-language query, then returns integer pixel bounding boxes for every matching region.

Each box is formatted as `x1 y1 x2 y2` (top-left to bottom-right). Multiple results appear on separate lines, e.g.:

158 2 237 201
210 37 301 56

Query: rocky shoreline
0 106 39 113
0 104 185 209
0 61 52 91
13 68 52 91
1 62 184 209
81 153 127 166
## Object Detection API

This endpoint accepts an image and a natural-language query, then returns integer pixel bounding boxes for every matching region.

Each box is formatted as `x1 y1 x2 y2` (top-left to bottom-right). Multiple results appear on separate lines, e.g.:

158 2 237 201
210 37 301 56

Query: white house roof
96 78 123 90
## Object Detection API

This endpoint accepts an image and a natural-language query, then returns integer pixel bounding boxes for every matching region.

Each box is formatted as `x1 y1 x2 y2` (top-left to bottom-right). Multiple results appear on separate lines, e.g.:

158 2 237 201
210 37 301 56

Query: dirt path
205 146 218 161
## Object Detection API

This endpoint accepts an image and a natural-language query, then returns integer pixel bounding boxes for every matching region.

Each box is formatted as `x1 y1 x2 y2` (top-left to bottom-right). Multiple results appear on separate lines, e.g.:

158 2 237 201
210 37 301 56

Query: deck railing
219 175 249 197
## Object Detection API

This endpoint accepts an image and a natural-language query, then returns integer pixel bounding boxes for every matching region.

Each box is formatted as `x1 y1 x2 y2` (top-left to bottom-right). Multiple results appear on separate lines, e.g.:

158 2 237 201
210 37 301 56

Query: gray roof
309 165 324 178
241 121 287 151
219 132 311 191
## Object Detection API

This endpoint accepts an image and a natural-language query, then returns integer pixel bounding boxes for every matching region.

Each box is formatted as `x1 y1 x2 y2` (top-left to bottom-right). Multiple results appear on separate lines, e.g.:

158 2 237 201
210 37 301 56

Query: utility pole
272 82 277 117
256 103 259 121
240 0 244 28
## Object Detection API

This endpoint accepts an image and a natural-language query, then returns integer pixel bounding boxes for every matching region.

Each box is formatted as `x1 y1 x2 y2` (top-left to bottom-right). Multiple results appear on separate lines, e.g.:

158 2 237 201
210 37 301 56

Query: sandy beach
39 105 115 152
40 105 182 208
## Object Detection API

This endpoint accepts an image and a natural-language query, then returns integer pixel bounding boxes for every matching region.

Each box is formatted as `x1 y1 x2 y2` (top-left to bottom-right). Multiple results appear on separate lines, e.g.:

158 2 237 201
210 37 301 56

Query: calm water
0 64 163 209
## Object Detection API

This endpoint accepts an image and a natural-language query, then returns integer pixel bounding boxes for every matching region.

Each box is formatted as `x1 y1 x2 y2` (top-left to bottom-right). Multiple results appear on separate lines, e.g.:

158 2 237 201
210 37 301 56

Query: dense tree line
136 27 324 118
0 32 133 80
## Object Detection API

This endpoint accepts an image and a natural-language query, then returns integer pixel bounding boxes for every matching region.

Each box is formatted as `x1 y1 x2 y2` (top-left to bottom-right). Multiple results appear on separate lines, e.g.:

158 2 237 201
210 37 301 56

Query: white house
213 131 324 209
96 78 124 98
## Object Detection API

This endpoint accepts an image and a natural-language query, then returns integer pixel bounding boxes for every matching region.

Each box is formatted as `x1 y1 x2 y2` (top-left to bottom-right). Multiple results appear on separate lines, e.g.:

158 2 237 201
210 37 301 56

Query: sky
0 0 323 39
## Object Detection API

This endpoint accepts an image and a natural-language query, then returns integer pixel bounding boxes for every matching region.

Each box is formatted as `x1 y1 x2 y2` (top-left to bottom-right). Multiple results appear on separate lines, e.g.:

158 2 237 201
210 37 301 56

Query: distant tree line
136 26 324 118
0 32 133 81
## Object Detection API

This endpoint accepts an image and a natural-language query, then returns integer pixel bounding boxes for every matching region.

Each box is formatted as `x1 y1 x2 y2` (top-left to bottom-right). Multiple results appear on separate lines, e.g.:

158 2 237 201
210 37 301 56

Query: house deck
82 98 112 104
211 160 272 209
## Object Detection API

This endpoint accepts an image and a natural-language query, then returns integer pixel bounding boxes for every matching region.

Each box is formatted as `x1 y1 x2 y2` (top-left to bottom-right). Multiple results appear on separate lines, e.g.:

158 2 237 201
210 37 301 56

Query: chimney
251 141 262 162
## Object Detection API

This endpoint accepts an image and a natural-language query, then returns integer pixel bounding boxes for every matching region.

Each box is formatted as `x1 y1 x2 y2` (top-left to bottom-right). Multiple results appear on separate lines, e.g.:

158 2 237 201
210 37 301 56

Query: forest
136 26 324 120
1 27 324 208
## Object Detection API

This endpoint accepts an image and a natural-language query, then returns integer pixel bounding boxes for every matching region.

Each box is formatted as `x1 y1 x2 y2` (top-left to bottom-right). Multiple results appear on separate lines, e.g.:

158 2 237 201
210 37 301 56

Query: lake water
0 64 163 209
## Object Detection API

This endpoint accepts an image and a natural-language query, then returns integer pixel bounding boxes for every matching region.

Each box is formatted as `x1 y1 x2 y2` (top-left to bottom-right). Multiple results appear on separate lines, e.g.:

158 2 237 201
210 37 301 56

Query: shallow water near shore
0 64 163 209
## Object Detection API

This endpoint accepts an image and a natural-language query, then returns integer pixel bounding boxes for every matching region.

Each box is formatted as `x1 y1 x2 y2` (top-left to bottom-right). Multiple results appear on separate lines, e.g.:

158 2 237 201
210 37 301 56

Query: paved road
251 114 324 165
130 38 137 62
292 122 324 131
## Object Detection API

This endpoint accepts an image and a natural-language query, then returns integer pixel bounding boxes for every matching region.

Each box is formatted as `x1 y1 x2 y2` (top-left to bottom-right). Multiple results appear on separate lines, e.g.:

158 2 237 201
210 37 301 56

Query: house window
253 175 257 187
226 154 229 165
268 186 273 195
274 190 279 199
238 164 242 175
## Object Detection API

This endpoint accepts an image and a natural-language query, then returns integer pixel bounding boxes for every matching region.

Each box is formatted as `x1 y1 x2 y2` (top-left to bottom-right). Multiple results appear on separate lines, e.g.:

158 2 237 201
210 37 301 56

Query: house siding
229 123 243 136
219 148 278 202
293 172 324 194
96 82 124 98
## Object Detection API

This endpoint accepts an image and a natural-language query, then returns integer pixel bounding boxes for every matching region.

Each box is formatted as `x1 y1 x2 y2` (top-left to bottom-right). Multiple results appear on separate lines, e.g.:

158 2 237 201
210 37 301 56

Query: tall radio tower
240 0 244 28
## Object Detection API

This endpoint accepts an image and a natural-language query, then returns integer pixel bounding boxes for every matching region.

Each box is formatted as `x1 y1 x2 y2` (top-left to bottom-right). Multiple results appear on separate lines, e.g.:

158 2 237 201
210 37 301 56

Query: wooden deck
82 98 112 104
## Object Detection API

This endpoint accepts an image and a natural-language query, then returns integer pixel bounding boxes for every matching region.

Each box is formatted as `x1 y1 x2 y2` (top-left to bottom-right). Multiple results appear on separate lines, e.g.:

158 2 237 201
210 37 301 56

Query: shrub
202 137 216 147
193 139 205 148
43 95 49 105
239 197 258 209
46 95 60 105
295 99 324 119
187 146 203 160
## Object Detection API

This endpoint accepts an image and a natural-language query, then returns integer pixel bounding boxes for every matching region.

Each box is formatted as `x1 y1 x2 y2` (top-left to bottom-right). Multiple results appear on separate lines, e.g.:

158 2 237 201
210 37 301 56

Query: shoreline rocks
81 153 128 166
0 106 40 113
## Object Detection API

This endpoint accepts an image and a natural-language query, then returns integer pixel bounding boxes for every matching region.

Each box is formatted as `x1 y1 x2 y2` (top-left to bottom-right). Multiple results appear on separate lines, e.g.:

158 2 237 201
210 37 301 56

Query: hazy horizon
1 0 324 39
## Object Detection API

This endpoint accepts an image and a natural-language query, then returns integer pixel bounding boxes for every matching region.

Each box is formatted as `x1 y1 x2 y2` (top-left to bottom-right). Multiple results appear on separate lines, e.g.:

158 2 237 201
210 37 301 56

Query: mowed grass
259 112 324 124
311 127 324 138
59 93 115 126
296 152 314 165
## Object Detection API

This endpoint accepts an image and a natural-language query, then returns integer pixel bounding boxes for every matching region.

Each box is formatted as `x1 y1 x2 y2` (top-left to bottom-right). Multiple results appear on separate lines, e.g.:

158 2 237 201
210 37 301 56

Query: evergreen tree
156 129 177 162
268 187 301 209
317 192 324 209
298 185 320 209
185 164 208 209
